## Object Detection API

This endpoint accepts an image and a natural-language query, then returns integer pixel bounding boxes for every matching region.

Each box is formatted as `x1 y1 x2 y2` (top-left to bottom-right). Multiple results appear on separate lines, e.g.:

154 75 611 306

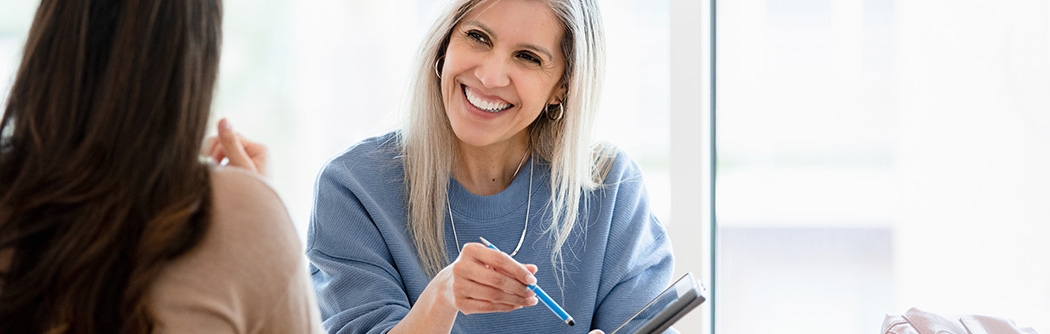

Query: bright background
5 0 1049 333
716 0 1050 332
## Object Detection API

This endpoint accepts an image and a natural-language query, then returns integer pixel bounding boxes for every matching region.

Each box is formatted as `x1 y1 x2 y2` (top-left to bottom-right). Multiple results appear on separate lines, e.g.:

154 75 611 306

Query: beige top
150 167 324 333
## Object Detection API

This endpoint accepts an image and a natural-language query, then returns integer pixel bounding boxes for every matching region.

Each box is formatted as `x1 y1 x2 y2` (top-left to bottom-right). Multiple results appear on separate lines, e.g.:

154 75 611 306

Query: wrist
426 269 461 318
391 270 458 334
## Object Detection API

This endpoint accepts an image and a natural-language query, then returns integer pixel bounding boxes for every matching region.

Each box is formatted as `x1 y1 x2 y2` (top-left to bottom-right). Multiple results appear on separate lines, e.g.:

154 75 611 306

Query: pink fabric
882 308 1038 334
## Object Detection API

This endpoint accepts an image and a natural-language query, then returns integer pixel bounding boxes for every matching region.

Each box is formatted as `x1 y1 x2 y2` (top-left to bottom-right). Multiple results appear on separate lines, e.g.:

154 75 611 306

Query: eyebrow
464 21 555 62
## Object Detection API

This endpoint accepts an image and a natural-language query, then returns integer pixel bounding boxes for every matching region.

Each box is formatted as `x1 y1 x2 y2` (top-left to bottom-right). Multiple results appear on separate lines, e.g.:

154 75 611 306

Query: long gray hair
400 0 612 279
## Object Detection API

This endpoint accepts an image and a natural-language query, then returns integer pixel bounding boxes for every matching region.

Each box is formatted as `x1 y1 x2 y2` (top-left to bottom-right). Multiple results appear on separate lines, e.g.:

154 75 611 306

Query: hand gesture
202 118 269 177
435 242 539 314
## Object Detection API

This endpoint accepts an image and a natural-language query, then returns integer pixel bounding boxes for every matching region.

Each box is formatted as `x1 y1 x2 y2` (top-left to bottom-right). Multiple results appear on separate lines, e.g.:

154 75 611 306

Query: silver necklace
448 151 532 257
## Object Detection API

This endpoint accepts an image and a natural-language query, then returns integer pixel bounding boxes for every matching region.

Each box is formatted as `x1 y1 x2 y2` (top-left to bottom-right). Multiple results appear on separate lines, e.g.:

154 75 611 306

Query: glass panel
716 0 1050 332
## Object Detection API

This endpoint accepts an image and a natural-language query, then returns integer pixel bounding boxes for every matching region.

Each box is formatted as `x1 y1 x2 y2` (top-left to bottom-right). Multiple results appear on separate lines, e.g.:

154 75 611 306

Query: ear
548 84 568 105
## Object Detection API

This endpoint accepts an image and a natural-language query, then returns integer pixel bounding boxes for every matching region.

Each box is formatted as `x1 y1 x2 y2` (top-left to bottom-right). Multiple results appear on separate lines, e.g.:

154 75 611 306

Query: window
716 0 1050 332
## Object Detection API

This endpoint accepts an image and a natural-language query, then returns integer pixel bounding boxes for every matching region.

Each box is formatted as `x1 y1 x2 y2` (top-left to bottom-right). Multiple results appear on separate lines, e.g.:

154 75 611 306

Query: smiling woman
305 1 674 333
439 0 566 194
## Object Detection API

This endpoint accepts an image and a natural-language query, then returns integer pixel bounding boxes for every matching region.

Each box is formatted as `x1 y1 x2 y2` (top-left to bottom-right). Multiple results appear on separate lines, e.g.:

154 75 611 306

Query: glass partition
715 0 1050 332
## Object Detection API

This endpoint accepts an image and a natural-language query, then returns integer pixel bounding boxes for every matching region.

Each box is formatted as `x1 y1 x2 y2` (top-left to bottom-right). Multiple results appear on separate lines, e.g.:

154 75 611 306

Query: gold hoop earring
546 103 564 121
435 56 445 79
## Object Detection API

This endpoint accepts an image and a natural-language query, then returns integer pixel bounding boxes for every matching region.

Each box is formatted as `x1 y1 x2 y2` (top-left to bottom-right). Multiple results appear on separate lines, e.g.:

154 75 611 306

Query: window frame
669 0 715 333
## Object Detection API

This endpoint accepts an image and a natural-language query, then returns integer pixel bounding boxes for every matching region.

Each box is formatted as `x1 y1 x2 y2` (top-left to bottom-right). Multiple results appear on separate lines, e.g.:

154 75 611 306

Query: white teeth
464 86 512 112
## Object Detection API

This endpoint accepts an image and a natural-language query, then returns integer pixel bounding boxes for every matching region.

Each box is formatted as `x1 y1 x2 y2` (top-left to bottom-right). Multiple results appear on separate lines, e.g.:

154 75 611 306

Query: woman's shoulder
150 166 318 332
591 142 643 184
207 166 299 262
318 131 404 183
209 166 288 216
207 165 299 254
327 131 401 166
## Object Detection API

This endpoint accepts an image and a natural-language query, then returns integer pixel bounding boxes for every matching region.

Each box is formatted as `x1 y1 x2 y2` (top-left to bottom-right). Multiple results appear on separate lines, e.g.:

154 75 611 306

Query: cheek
442 42 473 76
439 52 469 95
522 78 559 108
439 55 462 101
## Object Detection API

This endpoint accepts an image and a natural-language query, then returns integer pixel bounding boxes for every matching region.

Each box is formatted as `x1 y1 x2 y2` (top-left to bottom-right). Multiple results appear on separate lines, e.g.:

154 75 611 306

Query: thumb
217 118 253 169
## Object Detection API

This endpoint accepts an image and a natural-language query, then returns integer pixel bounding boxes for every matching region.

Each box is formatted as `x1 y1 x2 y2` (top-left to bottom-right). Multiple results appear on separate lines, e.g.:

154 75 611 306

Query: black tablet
608 272 706 334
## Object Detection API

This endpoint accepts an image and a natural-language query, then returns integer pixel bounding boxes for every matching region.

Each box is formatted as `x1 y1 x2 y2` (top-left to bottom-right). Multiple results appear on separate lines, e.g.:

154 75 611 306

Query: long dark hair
0 0 222 332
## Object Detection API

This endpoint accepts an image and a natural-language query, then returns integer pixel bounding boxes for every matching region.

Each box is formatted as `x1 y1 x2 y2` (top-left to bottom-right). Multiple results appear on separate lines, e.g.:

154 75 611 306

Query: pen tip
567 319 575 326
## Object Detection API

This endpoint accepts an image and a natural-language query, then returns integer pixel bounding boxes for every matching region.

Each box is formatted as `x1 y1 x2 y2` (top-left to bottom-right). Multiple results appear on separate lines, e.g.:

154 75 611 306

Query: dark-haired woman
0 0 322 332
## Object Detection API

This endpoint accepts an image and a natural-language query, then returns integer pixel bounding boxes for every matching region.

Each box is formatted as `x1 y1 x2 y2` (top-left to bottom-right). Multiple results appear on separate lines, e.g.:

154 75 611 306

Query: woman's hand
389 242 540 334
202 118 269 177
438 242 539 314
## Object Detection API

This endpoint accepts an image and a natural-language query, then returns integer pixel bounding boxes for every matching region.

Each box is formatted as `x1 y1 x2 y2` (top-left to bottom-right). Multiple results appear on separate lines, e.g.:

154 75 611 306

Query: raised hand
202 118 269 177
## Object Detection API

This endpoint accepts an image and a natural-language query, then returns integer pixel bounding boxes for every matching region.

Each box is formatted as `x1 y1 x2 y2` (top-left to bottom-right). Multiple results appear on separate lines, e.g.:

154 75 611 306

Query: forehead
459 0 564 51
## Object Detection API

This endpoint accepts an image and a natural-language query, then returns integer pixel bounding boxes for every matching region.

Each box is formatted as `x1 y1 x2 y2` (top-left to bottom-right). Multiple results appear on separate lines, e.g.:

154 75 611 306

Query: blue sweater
307 132 674 334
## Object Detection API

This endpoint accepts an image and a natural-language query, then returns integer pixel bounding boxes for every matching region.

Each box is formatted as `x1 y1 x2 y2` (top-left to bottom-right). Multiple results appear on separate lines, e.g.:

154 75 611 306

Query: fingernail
527 297 539 306
220 118 232 130
526 274 537 285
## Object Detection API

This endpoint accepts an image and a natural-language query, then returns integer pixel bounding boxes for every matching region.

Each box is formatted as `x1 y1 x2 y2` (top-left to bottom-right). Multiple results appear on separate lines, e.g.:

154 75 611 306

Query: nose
474 55 510 88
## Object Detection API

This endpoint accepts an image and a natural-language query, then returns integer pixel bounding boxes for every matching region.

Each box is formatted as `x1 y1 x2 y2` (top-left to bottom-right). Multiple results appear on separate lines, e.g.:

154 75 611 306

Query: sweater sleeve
306 158 411 334
590 151 676 333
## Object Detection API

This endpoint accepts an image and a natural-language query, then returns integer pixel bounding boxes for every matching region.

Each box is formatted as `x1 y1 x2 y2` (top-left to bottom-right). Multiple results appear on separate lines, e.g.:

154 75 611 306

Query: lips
463 85 513 112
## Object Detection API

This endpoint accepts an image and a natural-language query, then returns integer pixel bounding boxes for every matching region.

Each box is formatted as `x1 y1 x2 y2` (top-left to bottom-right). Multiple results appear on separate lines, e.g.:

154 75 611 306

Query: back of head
0 0 222 332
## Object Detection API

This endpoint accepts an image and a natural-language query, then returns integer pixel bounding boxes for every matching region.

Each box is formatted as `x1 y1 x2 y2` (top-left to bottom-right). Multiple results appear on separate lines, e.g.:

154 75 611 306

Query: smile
464 85 513 112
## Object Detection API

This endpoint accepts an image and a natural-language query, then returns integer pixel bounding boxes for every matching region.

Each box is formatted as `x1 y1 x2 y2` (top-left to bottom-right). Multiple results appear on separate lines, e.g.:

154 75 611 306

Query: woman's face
440 0 566 150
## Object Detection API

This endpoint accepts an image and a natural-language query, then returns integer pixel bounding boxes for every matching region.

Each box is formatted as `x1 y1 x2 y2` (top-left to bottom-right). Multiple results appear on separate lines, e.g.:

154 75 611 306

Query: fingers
238 133 269 176
453 259 533 301
455 298 522 314
443 243 541 314
217 118 256 171
201 118 269 177
463 243 537 286
451 277 536 312
205 136 227 163
525 264 538 275
201 136 219 158
589 330 605 334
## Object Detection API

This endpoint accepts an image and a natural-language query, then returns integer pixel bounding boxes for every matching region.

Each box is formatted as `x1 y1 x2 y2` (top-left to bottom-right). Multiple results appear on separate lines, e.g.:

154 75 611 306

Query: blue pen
479 237 576 326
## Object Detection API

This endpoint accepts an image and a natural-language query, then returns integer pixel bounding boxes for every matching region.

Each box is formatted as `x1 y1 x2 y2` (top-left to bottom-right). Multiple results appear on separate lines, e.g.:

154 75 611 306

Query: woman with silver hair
307 0 674 333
